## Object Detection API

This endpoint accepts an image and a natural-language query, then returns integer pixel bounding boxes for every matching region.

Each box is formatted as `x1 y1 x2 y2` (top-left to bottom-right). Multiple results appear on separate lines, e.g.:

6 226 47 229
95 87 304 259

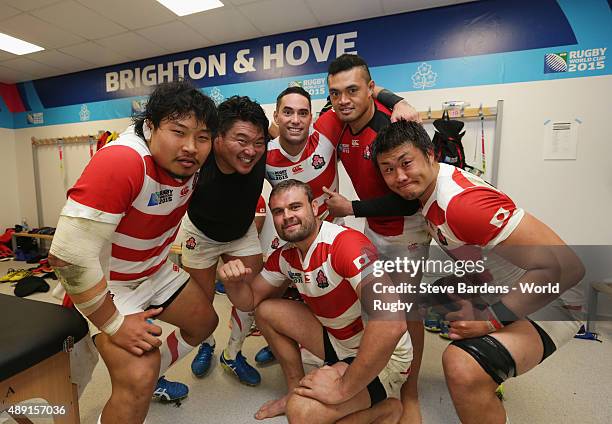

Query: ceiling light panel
0 32 44 55
156 0 224 16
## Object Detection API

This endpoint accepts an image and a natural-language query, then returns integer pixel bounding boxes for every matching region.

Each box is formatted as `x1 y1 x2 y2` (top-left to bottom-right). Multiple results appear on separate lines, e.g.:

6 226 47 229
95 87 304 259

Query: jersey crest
316 270 329 289
185 236 197 250
312 154 325 170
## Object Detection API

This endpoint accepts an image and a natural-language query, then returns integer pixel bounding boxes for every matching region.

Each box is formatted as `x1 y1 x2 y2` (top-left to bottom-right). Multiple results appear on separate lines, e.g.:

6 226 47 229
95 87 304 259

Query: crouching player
372 121 585 424
219 179 412 423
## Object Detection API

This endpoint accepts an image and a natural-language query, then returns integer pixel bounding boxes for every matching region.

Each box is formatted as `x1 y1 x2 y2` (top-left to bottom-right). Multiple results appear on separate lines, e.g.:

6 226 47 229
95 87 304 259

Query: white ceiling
0 0 474 84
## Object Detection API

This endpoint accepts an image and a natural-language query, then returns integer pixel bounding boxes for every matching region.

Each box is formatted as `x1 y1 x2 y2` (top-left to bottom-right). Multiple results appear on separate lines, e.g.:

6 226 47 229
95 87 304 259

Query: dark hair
133 80 218 138
372 120 434 163
327 54 372 82
217 95 269 141
276 86 311 110
270 179 314 203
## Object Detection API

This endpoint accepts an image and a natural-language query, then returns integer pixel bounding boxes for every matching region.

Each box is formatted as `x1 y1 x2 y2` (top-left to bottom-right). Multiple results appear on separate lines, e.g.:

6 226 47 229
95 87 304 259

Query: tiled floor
1 260 611 423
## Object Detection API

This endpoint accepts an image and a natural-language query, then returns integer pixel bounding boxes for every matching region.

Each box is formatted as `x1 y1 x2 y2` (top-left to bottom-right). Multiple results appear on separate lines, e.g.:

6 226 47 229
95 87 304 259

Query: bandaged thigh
451 335 516 385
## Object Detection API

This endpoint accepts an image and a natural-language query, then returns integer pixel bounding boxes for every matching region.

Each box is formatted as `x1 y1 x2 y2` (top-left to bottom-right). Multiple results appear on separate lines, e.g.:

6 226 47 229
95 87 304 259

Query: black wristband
490 301 519 325
377 89 404 109
352 195 419 218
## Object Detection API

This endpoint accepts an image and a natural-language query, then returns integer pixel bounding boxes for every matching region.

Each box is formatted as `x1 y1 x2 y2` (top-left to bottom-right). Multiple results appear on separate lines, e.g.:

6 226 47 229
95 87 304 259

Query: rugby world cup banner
0 0 609 129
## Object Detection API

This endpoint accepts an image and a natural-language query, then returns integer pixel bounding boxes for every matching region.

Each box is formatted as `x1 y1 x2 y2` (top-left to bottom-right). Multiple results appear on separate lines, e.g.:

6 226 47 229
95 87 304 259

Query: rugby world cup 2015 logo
544 52 568 73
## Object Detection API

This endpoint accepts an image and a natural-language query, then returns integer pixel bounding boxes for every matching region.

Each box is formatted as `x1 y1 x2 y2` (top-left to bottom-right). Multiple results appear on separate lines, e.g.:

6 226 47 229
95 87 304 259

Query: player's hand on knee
444 299 494 340
295 364 346 404
219 259 252 285
447 320 493 340
329 361 349 376
111 308 164 356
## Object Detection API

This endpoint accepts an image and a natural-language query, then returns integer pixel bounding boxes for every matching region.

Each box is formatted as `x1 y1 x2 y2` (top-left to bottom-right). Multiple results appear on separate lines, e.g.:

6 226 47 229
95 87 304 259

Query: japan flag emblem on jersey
490 207 511 228
353 250 374 270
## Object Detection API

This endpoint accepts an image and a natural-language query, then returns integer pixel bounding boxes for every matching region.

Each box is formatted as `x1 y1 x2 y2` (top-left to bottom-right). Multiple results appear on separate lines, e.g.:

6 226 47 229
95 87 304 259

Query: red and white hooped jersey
423 163 524 249
423 163 525 289
266 111 344 221
61 126 196 283
423 163 583 322
260 221 412 361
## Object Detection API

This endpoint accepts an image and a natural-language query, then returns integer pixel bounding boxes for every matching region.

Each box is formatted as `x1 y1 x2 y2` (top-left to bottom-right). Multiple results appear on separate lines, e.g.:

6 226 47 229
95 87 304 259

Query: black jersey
187 149 266 242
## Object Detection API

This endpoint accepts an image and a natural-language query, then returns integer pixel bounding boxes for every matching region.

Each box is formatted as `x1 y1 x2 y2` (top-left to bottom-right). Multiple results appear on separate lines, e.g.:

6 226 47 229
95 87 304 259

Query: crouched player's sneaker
495 384 505 400
220 350 261 386
152 376 188 402
254 345 275 364
424 317 442 333
424 308 443 332
191 342 214 377
215 280 226 295
438 320 452 340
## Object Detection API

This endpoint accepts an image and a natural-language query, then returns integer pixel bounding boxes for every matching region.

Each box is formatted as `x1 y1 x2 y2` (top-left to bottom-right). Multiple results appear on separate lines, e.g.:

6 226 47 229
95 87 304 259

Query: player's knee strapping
451 335 516 385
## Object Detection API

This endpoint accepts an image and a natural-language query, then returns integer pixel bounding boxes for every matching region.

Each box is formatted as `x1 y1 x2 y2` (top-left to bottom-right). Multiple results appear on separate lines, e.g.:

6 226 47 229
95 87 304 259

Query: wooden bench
0 294 88 423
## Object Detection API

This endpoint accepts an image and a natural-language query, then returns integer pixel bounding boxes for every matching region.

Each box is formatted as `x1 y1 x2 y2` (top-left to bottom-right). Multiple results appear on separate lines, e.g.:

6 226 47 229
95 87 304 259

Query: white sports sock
203 334 215 347
226 307 254 358
159 329 197 376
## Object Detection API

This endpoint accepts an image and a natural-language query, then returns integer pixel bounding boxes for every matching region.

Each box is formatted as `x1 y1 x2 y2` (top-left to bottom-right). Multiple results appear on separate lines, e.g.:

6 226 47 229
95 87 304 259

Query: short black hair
327 54 372 82
270 179 314 203
372 120 434 163
133 80 218 139
276 86 311 110
217 95 269 141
